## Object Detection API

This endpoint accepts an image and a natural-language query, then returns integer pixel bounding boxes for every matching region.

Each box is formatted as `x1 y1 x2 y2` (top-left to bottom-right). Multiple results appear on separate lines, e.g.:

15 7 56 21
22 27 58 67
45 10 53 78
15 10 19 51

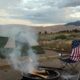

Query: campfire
21 67 60 80
30 68 49 79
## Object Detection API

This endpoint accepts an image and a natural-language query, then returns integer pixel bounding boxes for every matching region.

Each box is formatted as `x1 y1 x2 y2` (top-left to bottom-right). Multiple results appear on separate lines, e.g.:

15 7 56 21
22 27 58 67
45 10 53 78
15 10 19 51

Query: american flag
70 40 80 61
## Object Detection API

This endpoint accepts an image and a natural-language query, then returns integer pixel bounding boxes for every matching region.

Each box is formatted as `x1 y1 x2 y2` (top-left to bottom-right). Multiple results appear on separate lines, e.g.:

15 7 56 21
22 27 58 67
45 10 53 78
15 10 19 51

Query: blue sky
0 0 80 26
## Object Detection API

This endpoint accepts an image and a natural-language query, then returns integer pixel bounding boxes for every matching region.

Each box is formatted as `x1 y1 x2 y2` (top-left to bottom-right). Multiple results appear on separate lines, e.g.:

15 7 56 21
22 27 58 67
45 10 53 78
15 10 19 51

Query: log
31 72 48 79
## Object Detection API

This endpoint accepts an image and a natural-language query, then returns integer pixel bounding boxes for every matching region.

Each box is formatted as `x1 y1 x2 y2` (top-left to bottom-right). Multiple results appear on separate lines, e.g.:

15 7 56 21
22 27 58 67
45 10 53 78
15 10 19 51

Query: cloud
0 18 32 25
70 12 80 18
0 0 80 24
0 0 20 9
56 0 80 8
0 9 9 17
0 18 57 26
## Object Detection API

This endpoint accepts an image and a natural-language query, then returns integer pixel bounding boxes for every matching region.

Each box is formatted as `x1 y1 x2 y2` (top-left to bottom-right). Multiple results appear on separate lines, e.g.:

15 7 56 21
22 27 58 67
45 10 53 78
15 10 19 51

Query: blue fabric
72 40 80 48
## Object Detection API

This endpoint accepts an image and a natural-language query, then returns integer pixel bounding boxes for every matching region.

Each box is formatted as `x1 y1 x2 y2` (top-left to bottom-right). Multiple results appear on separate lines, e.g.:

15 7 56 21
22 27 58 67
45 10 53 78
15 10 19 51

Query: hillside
0 21 80 48
65 21 80 26
0 21 80 35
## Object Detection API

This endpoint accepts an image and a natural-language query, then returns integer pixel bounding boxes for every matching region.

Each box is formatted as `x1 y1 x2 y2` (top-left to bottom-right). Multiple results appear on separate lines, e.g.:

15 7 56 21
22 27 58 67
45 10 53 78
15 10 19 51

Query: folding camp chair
59 40 80 71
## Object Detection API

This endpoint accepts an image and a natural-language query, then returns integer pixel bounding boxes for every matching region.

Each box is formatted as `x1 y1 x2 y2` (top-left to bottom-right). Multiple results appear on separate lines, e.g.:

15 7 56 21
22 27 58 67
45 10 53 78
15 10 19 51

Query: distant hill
65 21 80 26
0 22 80 48
0 22 80 35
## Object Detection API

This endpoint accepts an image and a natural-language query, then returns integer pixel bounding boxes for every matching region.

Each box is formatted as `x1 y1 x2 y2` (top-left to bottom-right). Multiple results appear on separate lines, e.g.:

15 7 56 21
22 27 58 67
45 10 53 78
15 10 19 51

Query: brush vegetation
39 29 80 52
0 29 80 58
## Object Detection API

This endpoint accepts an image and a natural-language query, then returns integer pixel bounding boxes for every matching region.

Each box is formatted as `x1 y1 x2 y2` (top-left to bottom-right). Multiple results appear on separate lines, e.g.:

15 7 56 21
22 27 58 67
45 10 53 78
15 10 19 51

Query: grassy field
39 30 80 52
0 29 80 58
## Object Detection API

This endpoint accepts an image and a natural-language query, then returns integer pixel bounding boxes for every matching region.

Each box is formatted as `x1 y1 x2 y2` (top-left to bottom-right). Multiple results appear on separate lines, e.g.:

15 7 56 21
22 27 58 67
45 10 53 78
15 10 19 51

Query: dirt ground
0 50 80 80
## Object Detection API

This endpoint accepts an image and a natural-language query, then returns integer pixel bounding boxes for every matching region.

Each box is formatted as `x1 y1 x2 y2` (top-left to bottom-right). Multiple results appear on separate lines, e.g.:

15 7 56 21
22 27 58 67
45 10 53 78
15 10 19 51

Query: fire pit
21 67 60 80
61 70 80 80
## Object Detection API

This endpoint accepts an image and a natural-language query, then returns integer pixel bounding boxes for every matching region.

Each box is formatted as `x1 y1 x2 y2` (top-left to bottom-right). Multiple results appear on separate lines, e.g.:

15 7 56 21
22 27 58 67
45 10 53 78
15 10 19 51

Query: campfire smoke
0 26 39 74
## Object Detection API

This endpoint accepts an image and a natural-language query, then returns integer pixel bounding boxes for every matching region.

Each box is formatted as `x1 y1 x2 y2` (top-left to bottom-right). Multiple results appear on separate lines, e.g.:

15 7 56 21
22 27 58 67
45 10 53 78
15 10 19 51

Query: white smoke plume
0 26 39 74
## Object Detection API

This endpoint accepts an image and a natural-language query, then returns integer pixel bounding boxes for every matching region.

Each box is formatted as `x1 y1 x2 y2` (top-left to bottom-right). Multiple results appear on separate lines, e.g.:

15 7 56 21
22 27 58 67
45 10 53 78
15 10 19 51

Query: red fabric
70 45 80 61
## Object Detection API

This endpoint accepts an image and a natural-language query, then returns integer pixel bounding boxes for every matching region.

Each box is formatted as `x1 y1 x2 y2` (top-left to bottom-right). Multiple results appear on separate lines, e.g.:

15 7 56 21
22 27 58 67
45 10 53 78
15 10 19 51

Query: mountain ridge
65 21 80 26
0 20 80 34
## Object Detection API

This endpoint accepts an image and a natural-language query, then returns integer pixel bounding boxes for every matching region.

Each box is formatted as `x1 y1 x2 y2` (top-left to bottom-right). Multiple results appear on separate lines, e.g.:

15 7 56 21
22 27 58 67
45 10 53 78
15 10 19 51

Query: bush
32 45 45 54
54 35 67 40
21 43 29 56
0 37 8 48
0 48 13 59
0 52 5 59
20 44 45 56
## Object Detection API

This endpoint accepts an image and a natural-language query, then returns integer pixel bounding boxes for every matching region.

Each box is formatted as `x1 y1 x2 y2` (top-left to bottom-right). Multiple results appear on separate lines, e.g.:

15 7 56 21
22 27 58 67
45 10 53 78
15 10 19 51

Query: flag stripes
70 45 80 61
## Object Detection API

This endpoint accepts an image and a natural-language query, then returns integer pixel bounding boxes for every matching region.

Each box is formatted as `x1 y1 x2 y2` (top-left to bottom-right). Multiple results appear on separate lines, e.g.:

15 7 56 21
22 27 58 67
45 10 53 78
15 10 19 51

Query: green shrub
0 52 5 59
0 37 8 48
54 35 67 40
0 37 8 58
20 44 45 56
32 45 45 54
21 43 29 56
